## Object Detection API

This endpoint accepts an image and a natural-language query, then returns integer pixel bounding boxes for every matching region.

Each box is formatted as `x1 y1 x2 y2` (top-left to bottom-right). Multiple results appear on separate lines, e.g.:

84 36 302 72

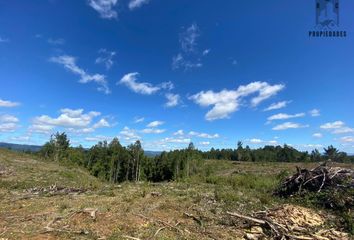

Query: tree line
202 141 353 163
39 132 203 183
39 133 353 184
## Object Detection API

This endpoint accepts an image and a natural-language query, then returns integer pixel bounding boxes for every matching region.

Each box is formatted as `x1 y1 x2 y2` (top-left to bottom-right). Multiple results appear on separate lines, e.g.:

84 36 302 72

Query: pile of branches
226 205 349 240
24 184 87 196
275 161 354 197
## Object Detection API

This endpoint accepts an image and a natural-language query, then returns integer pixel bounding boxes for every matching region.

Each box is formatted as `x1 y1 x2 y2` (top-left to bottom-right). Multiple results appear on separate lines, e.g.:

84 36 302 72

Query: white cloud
320 121 354 134
0 114 19 123
165 93 181 108
29 108 109 135
340 136 354 143
309 109 320 117
119 126 140 141
188 131 219 139
267 112 305 122
248 138 278 145
173 129 184 135
0 114 19 132
161 137 191 144
263 101 291 111
190 81 284 121
172 23 208 71
0 99 20 107
134 117 145 123
92 118 111 128
199 141 210 146
147 120 164 128
128 0 149 10
202 49 210 56
48 38 65 45
50 55 110 94
141 128 165 134
172 53 202 70
180 23 200 53
85 135 113 142
320 121 344 129
29 124 55 134
118 72 173 95
33 109 100 128
88 0 118 19
313 133 323 138
272 122 309 131
0 123 17 132
96 49 116 70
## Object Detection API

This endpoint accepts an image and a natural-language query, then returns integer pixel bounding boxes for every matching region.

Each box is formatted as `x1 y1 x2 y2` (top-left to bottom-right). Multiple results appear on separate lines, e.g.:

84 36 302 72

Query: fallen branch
226 211 265 225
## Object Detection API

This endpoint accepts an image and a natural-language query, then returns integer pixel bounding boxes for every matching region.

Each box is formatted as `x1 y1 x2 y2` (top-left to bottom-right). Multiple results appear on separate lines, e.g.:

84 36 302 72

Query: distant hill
0 142 42 152
144 150 162 157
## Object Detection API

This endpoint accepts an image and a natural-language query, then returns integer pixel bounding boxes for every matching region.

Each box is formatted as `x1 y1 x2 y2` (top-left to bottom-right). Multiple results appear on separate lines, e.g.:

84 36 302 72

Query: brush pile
227 204 349 240
275 161 354 197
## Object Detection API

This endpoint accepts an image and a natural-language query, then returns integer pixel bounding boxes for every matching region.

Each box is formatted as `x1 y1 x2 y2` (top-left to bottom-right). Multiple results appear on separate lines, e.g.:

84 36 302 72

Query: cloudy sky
1 0 354 152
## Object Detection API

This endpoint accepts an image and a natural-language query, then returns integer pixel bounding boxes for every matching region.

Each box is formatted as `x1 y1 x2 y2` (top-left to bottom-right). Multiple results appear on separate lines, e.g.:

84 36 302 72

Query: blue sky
1 0 354 152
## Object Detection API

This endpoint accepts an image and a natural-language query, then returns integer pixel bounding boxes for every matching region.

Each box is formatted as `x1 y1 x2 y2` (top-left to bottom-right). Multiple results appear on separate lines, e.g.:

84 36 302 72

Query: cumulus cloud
92 118 111 128
96 49 116 70
119 126 140 141
313 133 323 138
30 108 110 135
146 121 164 128
272 122 309 131
161 137 191 144
50 55 110 94
199 141 210 146
165 93 181 108
0 114 19 132
0 123 18 132
85 135 113 142
88 0 118 19
190 81 285 121
340 136 354 143
248 138 278 145
118 72 173 95
0 114 19 123
263 100 291 111
188 131 219 139
128 0 149 10
267 113 305 122
309 109 320 117
141 128 165 134
320 121 354 134
0 99 20 107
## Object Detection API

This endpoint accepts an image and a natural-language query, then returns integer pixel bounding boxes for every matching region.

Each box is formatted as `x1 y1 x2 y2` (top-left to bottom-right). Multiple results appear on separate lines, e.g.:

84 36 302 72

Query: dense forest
39 132 354 184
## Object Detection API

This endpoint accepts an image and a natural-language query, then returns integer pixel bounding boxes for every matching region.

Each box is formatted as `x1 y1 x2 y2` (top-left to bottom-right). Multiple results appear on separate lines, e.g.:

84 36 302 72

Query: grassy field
0 149 352 239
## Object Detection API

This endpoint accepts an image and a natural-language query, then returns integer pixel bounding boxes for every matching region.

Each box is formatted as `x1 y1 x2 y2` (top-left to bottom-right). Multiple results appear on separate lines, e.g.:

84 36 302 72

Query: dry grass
0 149 352 239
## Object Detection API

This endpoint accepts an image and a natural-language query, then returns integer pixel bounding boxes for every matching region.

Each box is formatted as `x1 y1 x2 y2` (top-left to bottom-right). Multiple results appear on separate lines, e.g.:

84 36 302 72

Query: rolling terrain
0 149 352 239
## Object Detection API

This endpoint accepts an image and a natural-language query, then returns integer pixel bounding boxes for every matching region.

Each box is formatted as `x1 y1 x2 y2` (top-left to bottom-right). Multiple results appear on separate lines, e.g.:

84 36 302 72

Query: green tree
323 145 339 161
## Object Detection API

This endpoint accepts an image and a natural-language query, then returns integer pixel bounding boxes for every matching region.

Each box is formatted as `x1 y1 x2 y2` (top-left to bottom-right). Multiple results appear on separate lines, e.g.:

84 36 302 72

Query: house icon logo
316 0 339 30
309 0 346 37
